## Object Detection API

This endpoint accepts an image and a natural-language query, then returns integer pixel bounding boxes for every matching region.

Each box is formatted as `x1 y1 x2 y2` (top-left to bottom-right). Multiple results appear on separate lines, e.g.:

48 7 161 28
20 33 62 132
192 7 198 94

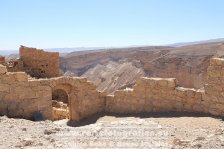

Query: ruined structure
5 46 60 78
19 46 60 78
0 67 105 121
105 58 224 116
0 56 5 64
0 46 224 121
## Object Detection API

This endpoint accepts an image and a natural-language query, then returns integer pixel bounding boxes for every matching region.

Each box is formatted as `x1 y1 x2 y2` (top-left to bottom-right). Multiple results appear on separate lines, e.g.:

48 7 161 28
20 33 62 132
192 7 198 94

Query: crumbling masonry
0 46 223 121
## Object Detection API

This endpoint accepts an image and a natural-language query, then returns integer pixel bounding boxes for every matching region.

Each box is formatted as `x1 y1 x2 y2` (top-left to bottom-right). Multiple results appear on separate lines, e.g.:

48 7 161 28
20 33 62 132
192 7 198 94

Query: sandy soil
0 114 224 149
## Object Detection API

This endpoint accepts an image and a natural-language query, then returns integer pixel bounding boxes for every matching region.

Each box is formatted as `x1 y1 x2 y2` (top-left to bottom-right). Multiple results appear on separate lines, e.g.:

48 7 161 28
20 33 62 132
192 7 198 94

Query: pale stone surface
0 64 7 74
19 45 60 78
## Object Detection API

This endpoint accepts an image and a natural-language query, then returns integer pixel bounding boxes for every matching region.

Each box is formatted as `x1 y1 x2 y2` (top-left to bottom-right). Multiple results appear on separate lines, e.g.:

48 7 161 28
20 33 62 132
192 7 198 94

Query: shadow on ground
67 112 224 127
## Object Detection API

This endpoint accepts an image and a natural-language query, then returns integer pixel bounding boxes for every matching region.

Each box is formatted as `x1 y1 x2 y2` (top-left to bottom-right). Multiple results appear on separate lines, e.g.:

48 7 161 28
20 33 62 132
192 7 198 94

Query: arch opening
52 88 70 120
52 89 68 103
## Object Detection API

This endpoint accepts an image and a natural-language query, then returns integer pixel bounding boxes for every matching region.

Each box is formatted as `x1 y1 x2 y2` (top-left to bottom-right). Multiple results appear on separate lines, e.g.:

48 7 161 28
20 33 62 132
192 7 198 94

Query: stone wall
204 58 224 115
19 45 60 78
106 78 206 114
0 56 5 64
0 64 106 121
47 77 106 121
0 57 224 122
105 58 224 117
0 65 52 120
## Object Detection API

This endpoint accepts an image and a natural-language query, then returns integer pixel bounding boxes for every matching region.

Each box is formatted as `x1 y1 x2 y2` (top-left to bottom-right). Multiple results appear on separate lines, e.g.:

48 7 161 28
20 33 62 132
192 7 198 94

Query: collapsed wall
0 65 52 120
106 58 224 116
19 46 60 78
0 64 106 121
0 56 224 122
0 56 5 64
204 58 224 115
106 78 205 114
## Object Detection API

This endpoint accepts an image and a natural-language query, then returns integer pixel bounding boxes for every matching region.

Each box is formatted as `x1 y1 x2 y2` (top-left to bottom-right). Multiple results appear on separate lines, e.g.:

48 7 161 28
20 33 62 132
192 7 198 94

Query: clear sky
0 0 224 50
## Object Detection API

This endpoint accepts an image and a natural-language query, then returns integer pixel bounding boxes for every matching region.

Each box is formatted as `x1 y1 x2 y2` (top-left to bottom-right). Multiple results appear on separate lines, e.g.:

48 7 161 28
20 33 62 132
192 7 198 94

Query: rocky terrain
61 42 224 93
0 114 223 149
82 61 145 93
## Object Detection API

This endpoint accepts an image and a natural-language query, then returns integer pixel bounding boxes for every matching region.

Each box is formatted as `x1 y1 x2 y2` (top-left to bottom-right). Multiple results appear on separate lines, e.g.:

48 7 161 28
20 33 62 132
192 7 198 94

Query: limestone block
29 80 40 87
2 75 14 85
20 92 37 100
213 104 224 112
157 79 168 87
174 102 183 111
192 104 204 112
183 104 192 111
14 72 28 82
0 64 7 74
49 80 57 88
0 84 10 92
186 88 196 98
167 78 177 88
175 87 187 98
195 91 203 101
39 86 51 91
52 107 69 120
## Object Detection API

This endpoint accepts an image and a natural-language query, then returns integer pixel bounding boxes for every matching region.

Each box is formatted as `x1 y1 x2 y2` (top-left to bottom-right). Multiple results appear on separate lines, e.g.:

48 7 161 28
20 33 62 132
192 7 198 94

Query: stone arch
52 89 69 103
49 77 103 121
50 77 80 121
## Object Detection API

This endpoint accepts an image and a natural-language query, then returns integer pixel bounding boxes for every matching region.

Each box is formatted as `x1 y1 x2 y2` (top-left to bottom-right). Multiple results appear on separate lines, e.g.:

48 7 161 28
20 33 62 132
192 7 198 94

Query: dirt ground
0 113 224 149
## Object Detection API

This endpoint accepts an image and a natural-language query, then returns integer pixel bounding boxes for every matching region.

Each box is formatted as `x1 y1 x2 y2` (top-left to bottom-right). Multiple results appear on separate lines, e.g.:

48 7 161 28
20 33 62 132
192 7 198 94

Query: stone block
167 78 177 88
29 80 40 87
157 79 168 87
0 84 10 92
0 64 7 74
14 72 28 82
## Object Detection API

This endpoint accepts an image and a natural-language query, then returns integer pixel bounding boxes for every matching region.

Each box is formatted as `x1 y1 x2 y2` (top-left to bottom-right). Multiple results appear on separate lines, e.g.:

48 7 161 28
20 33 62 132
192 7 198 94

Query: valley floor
0 113 224 149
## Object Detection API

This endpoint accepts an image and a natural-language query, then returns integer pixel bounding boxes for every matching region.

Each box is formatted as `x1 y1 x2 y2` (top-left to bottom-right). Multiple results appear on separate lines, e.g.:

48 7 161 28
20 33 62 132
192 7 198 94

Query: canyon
61 42 224 93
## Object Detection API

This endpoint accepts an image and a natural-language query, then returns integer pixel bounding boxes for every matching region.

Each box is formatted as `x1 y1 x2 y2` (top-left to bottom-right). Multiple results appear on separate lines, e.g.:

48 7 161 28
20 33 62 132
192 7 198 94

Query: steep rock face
82 61 145 93
61 42 224 93
60 46 169 76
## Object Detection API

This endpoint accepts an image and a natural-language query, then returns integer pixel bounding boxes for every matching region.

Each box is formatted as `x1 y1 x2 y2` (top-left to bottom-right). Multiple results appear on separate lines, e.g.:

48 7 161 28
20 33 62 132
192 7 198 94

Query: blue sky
0 0 224 50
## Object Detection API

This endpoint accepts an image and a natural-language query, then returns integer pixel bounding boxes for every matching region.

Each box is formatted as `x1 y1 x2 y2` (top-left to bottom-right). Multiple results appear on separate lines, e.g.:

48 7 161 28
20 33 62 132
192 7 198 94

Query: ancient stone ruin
4 46 60 78
0 46 224 121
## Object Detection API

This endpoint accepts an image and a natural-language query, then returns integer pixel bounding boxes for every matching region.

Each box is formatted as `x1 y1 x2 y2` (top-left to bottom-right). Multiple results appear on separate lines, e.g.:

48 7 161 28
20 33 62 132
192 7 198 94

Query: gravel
0 115 223 149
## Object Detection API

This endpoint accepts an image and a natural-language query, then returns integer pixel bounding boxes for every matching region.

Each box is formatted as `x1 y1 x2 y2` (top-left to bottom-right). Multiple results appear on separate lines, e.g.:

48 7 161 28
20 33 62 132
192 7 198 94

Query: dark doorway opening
52 89 69 120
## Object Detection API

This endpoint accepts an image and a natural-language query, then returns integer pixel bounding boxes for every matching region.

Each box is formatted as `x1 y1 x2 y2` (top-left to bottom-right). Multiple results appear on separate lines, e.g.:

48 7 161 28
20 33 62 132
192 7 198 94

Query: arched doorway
52 89 68 103
52 87 70 120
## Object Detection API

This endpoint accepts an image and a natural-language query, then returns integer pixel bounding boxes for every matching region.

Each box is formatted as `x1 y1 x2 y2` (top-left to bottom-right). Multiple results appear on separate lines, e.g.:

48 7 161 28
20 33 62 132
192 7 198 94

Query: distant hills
61 40 224 93
168 38 224 47
1 38 224 93
1 38 224 56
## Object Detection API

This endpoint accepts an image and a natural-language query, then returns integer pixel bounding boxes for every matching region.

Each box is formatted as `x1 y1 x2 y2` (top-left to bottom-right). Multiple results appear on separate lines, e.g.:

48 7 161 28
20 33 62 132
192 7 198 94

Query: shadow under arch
52 83 74 119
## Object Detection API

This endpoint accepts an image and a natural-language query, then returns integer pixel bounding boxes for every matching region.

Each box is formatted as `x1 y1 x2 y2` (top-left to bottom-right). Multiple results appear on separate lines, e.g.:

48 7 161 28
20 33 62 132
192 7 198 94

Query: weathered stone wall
204 58 224 115
0 57 224 122
0 65 52 120
0 56 5 64
105 58 224 117
0 65 106 121
19 45 60 78
7 59 25 72
106 78 206 114
47 77 106 121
